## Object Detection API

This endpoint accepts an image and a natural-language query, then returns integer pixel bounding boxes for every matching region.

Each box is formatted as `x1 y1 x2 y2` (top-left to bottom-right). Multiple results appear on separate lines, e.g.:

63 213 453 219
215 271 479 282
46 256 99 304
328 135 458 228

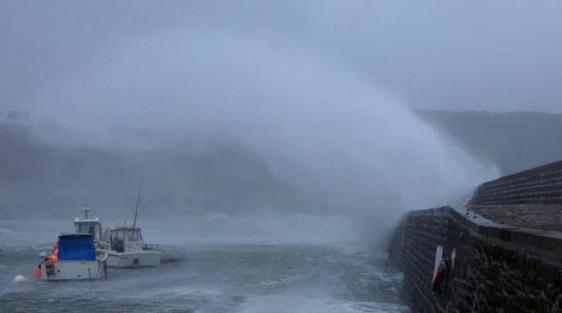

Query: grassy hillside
0 117 305 214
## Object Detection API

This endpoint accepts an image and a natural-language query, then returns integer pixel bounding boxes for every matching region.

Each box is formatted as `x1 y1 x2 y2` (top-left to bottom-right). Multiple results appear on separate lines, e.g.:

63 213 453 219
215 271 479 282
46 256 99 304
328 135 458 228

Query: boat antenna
132 174 145 228
84 204 90 219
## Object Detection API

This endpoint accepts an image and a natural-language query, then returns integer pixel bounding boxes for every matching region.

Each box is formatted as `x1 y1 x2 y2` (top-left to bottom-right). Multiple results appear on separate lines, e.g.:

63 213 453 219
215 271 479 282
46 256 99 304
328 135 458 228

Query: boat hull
104 250 161 268
40 260 106 281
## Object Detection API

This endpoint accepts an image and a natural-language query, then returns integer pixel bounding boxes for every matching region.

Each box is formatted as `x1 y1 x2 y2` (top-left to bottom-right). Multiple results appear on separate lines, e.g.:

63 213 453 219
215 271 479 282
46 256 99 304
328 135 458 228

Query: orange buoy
34 266 42 279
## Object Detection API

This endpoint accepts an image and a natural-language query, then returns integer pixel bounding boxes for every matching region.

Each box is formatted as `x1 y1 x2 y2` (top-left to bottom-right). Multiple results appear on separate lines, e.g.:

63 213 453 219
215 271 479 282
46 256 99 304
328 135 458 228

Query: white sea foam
236 295 409 313
13 275 26 284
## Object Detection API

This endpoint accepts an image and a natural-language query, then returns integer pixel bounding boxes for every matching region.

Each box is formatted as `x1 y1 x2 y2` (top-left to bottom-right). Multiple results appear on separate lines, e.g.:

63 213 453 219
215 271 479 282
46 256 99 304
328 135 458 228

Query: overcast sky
1 0 561 113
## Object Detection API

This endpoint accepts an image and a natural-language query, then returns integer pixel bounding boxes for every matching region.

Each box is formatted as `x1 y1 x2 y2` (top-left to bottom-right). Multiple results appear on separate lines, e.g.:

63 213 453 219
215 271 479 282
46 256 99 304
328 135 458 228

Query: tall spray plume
25 31 496 244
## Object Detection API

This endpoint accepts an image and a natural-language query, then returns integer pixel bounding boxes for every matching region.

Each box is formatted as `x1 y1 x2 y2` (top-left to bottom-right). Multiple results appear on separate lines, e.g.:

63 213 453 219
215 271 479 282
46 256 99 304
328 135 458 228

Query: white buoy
14 275 26 284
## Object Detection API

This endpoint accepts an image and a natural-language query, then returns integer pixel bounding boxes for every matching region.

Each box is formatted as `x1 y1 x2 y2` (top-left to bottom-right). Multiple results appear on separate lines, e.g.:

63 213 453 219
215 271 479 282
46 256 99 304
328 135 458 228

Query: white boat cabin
102 227 146 252
73 208 103 241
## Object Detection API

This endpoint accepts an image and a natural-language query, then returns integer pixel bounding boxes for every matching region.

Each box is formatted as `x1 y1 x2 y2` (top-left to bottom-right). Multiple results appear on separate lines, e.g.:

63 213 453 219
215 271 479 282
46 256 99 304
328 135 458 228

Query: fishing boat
96 176 162 268
73 205 162 268
81 177 162 268
99 226 162 268
35 233 107 281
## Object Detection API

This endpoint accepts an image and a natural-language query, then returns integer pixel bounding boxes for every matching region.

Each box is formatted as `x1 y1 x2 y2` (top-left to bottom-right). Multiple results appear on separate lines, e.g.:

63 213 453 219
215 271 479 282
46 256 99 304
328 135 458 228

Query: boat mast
132 175 145 228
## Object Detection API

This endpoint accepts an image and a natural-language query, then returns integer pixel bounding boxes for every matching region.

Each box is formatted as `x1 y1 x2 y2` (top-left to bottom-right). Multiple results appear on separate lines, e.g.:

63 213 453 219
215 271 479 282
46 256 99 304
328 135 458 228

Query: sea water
0 218 409 313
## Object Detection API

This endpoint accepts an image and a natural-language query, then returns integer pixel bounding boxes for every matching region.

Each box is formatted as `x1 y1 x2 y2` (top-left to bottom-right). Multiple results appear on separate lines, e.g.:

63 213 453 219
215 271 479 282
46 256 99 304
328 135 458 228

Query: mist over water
23 31 495 241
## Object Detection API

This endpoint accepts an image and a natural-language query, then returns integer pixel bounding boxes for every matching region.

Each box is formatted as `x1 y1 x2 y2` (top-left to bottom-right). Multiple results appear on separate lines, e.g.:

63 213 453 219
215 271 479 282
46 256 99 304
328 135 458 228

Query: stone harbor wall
470 160 562 206
393 159 562 312
468 159 562 233
394 206 562 313
469 204 562 232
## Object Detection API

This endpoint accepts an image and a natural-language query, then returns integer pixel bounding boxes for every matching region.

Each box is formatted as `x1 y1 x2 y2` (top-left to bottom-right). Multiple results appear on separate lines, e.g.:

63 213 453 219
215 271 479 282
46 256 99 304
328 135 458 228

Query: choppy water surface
0 220 408 313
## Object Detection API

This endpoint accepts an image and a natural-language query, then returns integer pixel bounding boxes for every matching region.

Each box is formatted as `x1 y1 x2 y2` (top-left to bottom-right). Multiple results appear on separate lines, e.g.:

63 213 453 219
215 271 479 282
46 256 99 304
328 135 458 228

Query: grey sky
1 0 561 113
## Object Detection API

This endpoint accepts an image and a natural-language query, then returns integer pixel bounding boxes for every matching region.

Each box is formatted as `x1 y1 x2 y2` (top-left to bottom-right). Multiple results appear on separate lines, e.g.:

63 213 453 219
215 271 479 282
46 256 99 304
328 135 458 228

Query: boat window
76 223 97 237
116 230 125 241
110 230 125 252
128 230 140 241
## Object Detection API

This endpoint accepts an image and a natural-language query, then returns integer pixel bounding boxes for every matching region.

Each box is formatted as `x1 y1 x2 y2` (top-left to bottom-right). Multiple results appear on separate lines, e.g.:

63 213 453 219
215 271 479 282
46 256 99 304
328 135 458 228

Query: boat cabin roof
74 217 100 224
105 226 141 233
